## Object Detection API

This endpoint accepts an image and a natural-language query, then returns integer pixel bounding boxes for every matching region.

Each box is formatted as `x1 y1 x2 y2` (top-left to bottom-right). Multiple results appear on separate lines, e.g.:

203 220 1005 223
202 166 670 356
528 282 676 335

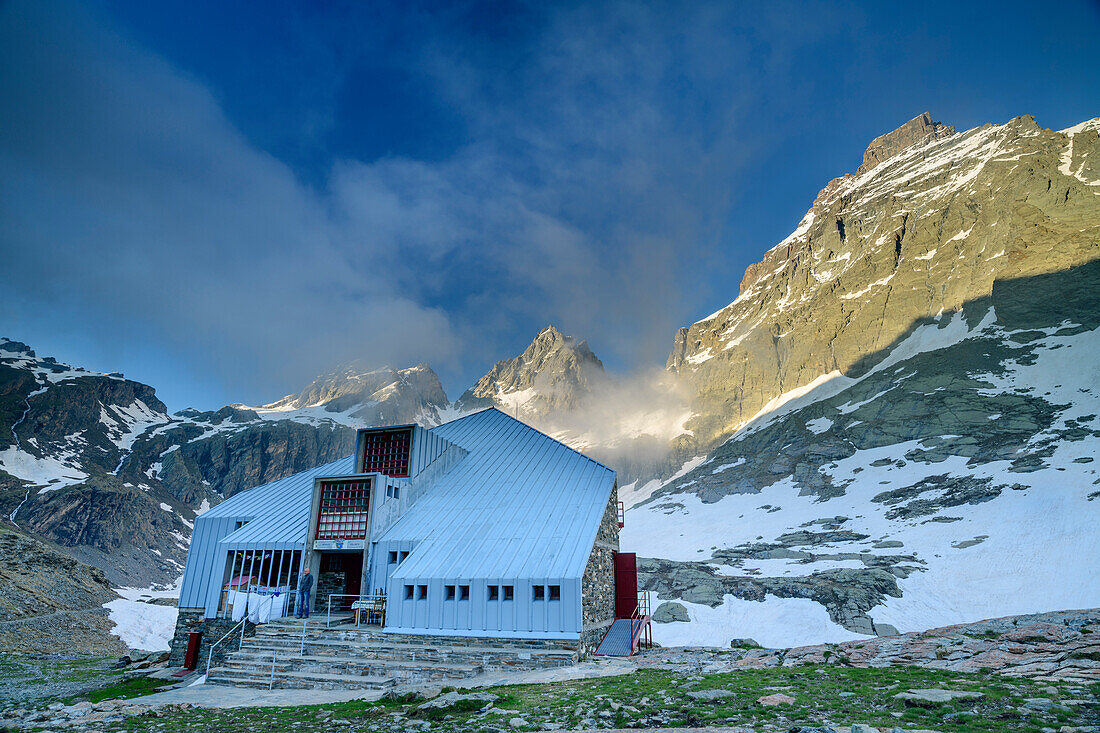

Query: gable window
459 585 470 601
533 585 545 601
388 551 398 564
360 429 412 477
404 585 414 600
399 551 409 563
549 585 561 601
488 585 499 601
417 584 428 600
503 585 514 601
445 585 456 600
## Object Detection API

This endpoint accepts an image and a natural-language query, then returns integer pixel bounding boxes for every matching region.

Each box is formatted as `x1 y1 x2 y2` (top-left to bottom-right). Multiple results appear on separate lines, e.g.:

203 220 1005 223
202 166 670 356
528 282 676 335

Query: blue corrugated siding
178 408 614 635
379 409 615 637
177 456 358 614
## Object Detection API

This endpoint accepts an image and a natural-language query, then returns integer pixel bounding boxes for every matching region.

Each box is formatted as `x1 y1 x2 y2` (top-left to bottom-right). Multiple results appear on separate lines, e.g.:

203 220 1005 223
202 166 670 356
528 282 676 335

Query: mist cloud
0 2 815 406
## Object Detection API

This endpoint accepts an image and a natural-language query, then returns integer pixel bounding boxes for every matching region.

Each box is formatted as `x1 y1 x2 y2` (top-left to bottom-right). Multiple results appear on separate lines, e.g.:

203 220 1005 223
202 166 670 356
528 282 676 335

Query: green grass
92 664 1100 733
83 677 177 704
0 655 129 710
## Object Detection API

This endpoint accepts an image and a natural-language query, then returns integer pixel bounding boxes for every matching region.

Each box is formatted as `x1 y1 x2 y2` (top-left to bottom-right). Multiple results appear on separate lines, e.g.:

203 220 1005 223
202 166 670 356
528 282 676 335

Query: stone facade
579 485 619 658
168 609 256 668
316 571 345 613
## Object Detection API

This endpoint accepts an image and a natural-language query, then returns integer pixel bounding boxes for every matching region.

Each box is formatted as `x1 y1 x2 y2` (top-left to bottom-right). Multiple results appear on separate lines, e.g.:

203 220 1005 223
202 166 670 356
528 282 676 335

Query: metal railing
325 593 387 628
629 590 652 653
204 617 247 681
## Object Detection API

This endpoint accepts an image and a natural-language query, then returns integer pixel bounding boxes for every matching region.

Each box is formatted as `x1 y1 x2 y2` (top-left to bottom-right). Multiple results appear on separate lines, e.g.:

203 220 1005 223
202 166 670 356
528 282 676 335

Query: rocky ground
0 528 127 656
2 609 1097 732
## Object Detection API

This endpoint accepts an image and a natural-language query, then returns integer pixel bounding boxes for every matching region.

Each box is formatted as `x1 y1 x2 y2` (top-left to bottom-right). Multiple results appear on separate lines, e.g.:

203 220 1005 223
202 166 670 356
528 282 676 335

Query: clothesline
227 585 293 623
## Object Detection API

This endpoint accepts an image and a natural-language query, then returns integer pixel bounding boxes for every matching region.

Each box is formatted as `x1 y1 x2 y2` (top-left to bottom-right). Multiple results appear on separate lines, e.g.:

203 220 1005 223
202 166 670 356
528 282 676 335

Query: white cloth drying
230 590 247 622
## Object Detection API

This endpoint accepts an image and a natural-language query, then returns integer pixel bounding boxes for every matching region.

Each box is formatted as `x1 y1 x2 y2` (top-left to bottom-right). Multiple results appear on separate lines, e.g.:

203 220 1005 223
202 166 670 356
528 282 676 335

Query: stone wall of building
580 485 620 658
168 609 256 668
317 571 346 612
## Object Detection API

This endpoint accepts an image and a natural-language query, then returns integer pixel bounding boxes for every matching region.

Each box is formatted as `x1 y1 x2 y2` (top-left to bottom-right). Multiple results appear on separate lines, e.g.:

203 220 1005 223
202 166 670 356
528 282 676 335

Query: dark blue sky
2 0 1097 410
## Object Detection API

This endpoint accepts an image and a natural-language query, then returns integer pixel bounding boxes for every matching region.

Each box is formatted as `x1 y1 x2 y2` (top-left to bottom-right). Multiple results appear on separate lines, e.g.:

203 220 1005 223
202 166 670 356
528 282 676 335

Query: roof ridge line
480 407 616 475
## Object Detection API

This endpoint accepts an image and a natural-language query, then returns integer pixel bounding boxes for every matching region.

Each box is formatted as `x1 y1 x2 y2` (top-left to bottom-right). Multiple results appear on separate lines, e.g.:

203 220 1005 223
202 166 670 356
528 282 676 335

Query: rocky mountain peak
0 338 34 357
260 361 448 423
455 325 605 417
856 112 955 174
666 113 1099 447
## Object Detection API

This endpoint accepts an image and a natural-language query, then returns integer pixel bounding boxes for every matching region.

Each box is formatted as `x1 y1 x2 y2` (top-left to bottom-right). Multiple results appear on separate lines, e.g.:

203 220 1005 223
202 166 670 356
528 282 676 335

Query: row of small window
401 584 561 602
385 485 401 499
387 550 410 564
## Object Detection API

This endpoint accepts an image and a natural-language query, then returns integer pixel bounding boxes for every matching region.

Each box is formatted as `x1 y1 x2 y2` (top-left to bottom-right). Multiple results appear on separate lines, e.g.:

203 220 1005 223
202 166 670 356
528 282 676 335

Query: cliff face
667 114 1100 454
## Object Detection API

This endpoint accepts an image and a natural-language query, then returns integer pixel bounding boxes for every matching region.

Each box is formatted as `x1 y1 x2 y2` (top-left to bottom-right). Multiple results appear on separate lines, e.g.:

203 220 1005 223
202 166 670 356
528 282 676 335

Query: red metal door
614 552 638 619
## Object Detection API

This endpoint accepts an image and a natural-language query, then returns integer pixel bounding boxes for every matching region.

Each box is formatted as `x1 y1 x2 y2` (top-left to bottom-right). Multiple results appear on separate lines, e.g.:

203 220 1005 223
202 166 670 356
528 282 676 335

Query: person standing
295 567 314 618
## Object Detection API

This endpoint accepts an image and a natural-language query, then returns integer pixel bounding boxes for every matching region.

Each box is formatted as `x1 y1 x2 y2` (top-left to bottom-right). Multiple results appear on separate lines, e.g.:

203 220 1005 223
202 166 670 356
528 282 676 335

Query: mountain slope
0 340 450 587
622 113 1100 647
666 114 1099 452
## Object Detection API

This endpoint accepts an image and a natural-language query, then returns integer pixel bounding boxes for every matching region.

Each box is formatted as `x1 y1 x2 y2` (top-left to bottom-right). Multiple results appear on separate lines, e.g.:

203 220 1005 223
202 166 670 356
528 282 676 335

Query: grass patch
95 664 1099 732
83 677 177 704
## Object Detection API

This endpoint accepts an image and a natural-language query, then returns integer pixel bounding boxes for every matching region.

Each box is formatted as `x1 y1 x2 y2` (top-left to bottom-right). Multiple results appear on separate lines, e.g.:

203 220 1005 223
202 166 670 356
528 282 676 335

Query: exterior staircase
206 617 579 689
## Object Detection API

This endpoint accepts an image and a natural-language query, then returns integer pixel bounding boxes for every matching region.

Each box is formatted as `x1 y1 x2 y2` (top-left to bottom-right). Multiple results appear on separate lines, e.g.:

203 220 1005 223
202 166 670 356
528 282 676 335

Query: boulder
652 601 690 623
894 688 984 706
756 693 796 706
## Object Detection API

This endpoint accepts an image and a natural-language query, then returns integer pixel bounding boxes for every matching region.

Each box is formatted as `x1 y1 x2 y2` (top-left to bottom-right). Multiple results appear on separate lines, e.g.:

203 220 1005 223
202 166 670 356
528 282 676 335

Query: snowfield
104 584 181 652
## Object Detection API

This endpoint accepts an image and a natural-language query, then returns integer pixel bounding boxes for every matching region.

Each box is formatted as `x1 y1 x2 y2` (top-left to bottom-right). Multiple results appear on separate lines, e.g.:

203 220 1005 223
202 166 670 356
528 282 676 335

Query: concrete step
208 619 576 689
242 636 577 660
221 654 483 680
207 669 397 690
256 624 578 651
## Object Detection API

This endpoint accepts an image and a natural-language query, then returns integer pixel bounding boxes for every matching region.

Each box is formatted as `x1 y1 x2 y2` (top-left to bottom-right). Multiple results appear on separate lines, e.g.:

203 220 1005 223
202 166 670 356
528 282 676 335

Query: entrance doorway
318 551 363 612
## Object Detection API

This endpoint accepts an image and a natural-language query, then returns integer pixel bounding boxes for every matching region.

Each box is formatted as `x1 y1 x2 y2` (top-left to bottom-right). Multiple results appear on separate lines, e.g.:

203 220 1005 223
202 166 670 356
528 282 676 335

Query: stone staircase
206 617 579 689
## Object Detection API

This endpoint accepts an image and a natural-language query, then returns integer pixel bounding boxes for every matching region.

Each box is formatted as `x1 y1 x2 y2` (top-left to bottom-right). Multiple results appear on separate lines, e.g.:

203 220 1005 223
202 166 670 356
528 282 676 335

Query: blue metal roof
209 456 356 549
382 408 616 581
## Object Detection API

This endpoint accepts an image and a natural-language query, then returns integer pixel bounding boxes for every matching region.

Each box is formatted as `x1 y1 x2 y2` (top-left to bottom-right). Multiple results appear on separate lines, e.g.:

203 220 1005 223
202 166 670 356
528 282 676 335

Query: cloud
0 2 459 400
0 1 792 404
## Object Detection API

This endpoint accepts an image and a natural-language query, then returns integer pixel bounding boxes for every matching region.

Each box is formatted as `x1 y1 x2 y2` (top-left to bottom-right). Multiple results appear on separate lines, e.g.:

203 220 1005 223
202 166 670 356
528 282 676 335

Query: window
404 585 414 600
388 551 397 564
399 551 409 563
360 429 412 477
445 585 456 600
503 585 514 601
488 585 499 601
459 585 470 601
549 585 561 601
315 479 371 540
533 585 545 601
386 485 402 500
417 584 428 600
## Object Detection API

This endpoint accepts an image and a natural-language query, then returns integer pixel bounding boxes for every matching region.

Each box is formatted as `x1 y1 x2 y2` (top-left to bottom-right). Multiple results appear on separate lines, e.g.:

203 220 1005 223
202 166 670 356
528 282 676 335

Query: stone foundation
580 486 620 658
316 571 346 612
580 619 614 658
168 609 256 668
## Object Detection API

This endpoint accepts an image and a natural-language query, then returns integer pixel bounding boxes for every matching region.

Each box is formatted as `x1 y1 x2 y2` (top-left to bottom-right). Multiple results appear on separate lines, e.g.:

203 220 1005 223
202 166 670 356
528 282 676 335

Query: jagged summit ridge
455 325 606 417
856 111 955 174
259 361 448 424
